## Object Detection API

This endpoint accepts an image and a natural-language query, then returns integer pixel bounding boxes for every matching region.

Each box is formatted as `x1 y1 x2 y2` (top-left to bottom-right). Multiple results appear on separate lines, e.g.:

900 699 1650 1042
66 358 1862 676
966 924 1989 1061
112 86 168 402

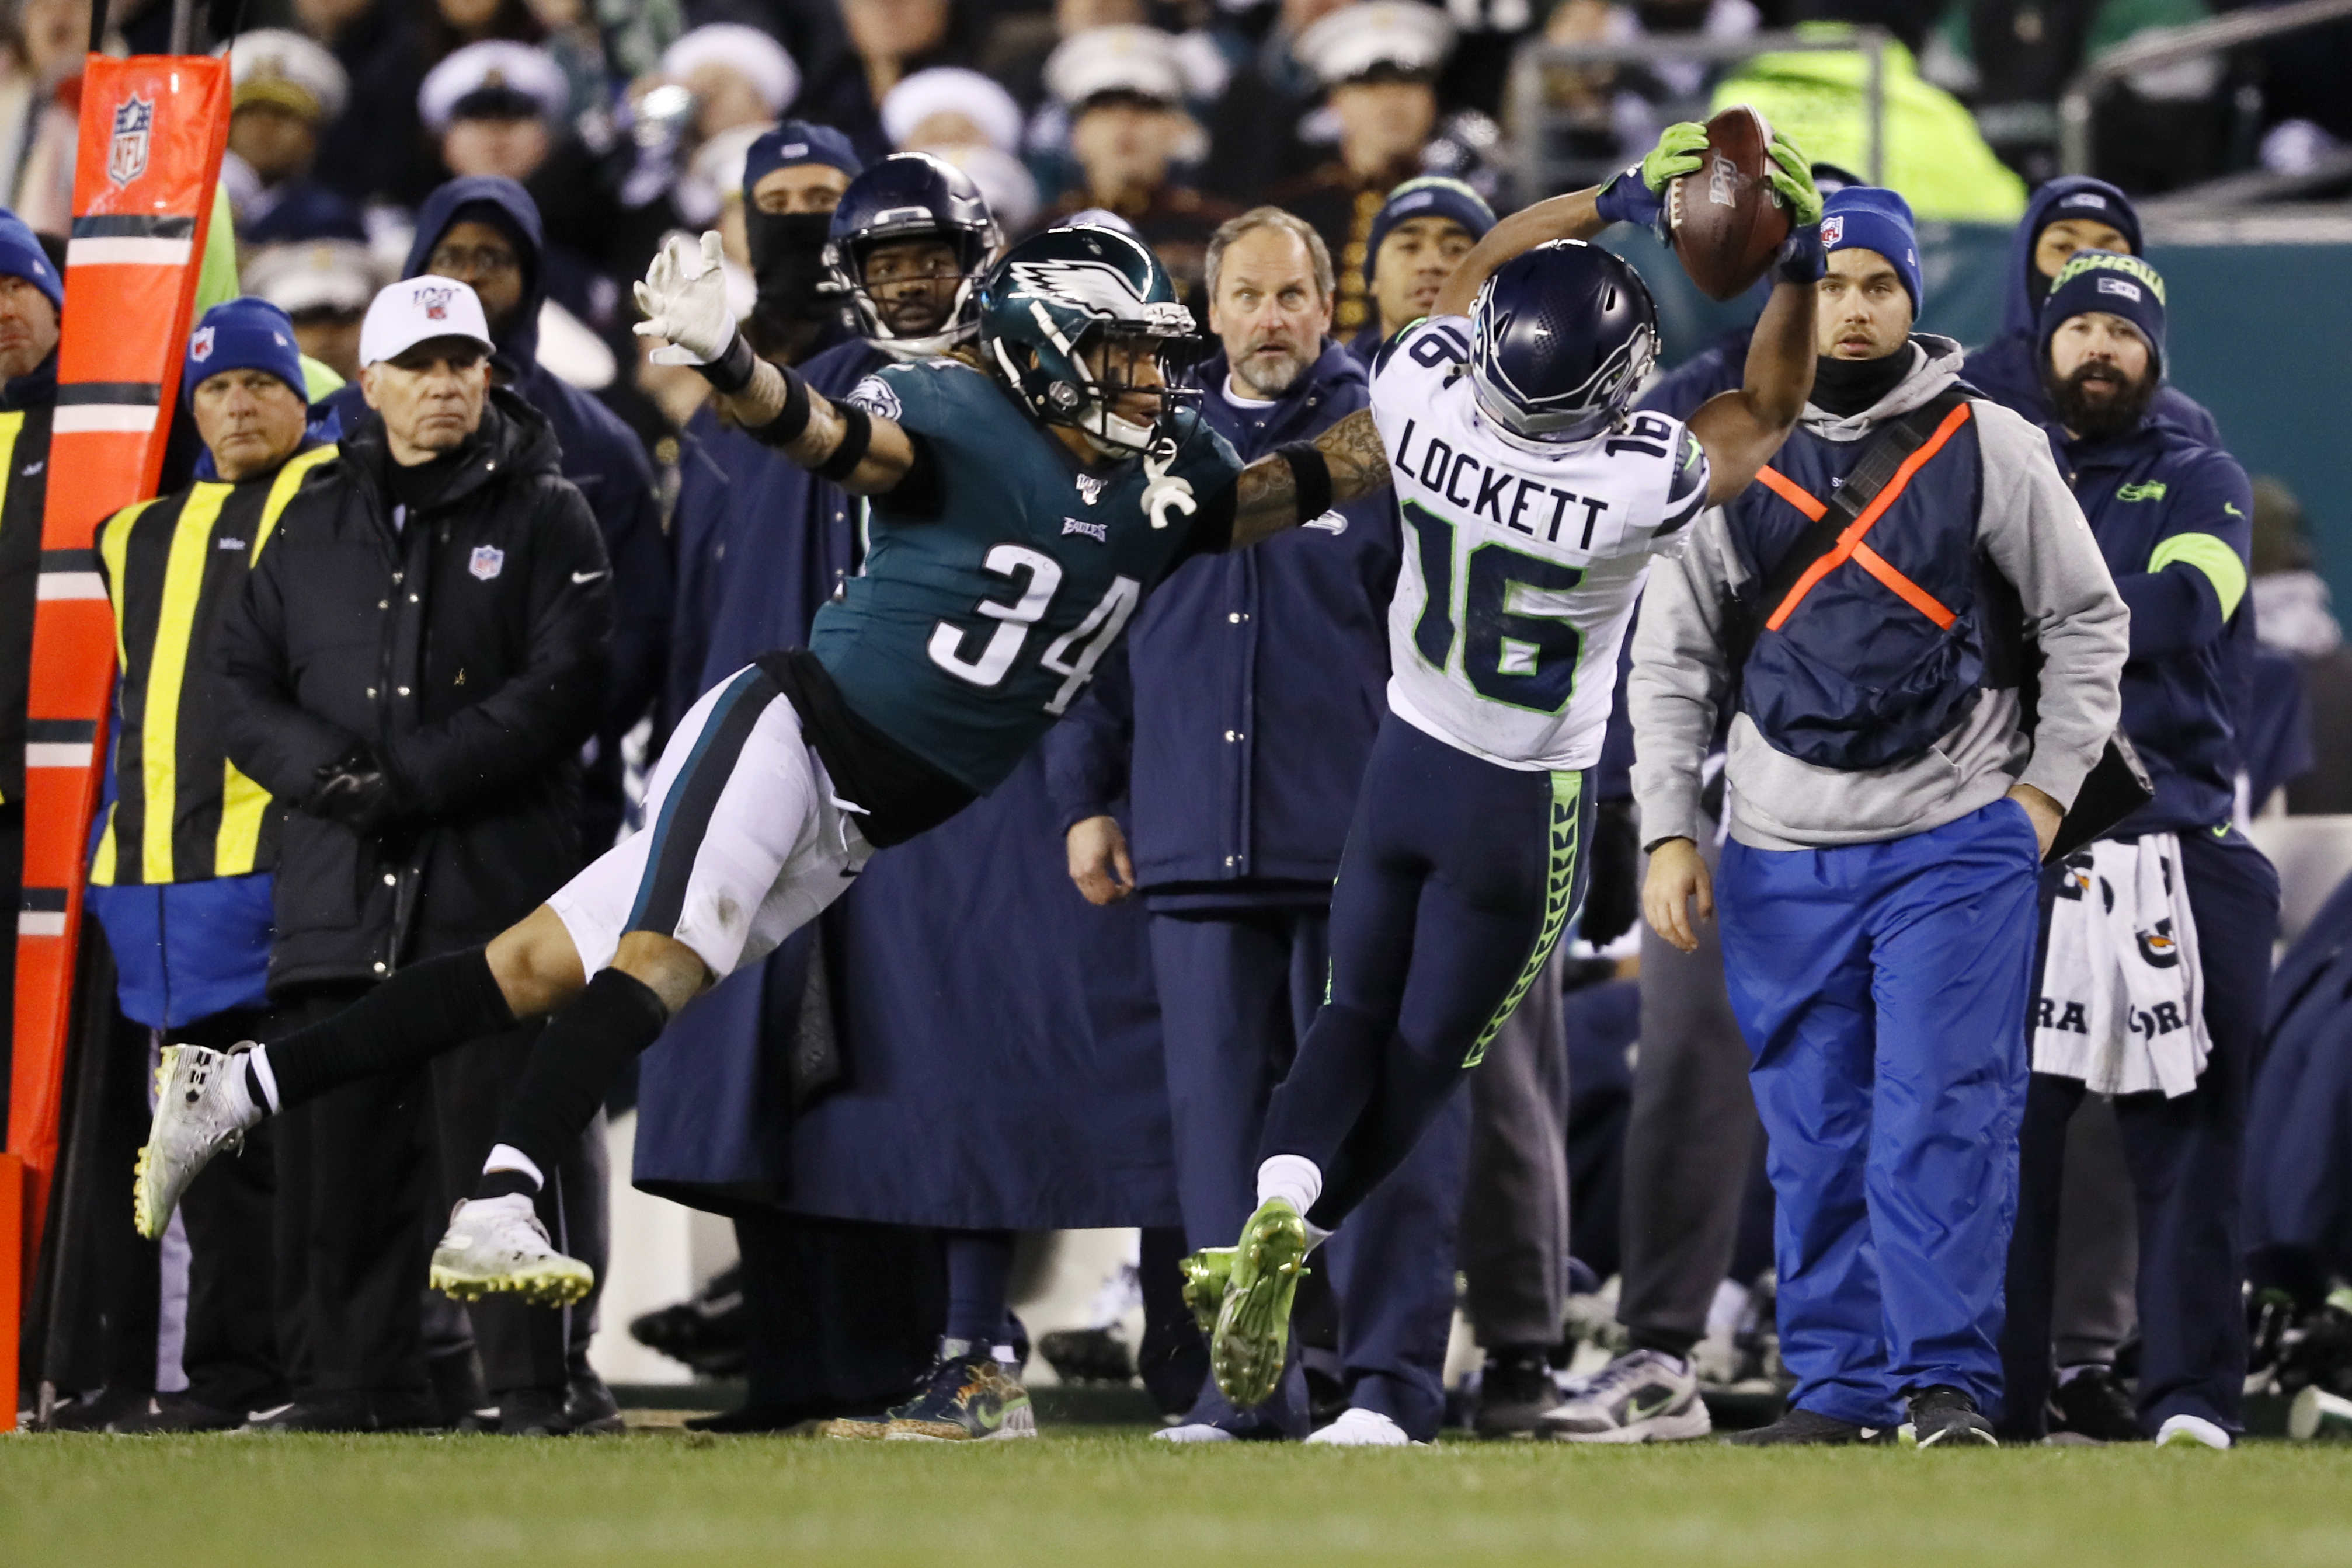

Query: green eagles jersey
809 357 1244 793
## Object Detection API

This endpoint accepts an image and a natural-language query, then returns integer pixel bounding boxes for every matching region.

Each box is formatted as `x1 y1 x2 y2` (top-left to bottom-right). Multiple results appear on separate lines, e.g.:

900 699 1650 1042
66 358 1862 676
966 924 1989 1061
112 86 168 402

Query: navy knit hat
1819 186 1922 318
0 208 61 311
183 297 308 406
2039 249 2167 375
1364 176 1494 284
743 121 862 204
2034 180 2142 261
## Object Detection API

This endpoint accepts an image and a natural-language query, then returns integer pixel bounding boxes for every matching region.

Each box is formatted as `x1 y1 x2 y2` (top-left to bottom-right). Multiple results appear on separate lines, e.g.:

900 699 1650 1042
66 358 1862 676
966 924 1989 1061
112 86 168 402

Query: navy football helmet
1467 240 1659 445
824 152 1004 360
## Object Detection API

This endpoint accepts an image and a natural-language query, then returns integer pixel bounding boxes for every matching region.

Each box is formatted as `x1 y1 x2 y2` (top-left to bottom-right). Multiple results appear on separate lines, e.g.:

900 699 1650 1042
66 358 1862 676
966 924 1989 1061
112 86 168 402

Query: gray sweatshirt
1629 336 2130 852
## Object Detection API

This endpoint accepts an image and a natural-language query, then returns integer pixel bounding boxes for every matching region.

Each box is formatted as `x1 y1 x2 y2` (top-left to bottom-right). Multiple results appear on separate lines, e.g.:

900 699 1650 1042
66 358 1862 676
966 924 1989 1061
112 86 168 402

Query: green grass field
8 1427 2352 1568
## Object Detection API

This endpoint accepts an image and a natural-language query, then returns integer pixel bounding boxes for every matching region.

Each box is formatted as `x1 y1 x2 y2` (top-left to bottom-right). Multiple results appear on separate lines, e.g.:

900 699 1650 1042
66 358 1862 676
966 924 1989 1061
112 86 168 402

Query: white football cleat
1151 1422 1239 1444
134 1044 262 1241
1304 1407 1419 1447
2156 1413 2231 1450
428 1194 594 1306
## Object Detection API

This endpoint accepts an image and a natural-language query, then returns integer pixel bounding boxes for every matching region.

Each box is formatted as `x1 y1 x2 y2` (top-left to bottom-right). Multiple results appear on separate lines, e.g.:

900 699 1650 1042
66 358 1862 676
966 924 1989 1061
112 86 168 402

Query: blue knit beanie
744 121 862 204
0 208 61 311
183 297 308 406
1819 186 1922 319
2039 249 2167 376
1365 176 1495 285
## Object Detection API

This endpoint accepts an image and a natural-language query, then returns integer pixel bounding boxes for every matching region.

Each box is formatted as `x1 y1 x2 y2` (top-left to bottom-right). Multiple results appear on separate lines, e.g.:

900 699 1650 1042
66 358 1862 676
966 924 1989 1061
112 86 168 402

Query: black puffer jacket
215 388 612 992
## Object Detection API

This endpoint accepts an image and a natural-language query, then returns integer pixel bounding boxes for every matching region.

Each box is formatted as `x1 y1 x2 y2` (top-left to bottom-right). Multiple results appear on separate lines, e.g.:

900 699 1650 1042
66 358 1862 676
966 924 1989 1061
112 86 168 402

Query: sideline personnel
215 278 611 1434
1995 252 2278 1451
1631 186 2129 1449
92 300 337 1430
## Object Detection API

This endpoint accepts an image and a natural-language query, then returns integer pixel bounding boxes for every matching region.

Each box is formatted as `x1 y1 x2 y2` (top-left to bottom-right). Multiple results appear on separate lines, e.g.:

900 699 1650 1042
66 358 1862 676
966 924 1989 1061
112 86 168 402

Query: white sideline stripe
26 741 92 767
36 572 106 600
67 236 193 267
54 405 158 434
19 910 67 937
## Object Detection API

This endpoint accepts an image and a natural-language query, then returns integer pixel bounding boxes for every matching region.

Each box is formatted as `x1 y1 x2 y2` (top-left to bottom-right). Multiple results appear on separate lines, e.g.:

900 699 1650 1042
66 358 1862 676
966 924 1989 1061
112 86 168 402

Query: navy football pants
1999 827 2278 1437
1718 800 2042 1427
1260 712 1591 1231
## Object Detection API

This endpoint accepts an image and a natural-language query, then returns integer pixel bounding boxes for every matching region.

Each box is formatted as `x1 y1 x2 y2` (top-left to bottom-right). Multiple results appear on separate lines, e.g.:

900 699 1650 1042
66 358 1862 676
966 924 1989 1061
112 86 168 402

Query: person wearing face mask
1963 176 2220 447
1994 252 2277 1452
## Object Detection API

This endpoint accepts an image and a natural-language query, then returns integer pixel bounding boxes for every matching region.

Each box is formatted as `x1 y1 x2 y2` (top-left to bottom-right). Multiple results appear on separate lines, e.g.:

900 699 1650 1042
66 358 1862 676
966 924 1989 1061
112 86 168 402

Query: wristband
1775 223 1826 287
816 402 874 480
693 329 759 395
747 362 813 448
1275 440 1333 522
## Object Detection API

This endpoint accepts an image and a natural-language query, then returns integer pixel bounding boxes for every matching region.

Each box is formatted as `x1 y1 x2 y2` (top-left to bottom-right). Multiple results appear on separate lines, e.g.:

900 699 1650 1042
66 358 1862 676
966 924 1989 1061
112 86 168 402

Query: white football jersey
1369 315 1708 772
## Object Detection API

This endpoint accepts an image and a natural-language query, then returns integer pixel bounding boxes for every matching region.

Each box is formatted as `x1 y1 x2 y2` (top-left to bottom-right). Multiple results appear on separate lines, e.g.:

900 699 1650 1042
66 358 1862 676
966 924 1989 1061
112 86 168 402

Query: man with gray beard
1049 208 1466 1445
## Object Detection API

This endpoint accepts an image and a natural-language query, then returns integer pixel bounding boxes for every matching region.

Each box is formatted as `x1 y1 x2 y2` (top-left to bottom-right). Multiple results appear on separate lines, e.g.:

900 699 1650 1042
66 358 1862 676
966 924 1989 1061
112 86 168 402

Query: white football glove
632 231 739 367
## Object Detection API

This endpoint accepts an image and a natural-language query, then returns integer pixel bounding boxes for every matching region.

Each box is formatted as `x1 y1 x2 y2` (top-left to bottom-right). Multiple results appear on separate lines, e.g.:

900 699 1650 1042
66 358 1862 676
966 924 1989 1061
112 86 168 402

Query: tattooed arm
1229 407 1393 549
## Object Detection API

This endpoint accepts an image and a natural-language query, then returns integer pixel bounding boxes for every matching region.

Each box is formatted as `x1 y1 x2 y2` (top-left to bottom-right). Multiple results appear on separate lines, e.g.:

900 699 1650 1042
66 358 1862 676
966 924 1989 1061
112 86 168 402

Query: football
1665 106 1794 302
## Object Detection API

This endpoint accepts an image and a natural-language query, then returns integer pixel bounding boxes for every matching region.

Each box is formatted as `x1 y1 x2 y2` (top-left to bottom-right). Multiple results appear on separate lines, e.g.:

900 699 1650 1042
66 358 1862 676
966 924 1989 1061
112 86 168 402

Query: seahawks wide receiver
1189 124 1826 1416
133 224 1394 1306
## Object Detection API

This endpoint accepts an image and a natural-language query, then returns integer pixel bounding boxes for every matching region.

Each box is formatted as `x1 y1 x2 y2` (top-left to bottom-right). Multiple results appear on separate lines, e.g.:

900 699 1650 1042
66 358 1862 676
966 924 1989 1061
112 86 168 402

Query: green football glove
1595 121 1710 229
1765 130 1824 227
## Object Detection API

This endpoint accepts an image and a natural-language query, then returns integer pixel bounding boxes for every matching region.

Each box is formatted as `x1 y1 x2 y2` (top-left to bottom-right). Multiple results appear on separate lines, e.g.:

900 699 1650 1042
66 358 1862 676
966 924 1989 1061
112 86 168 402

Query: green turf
8 1428 2351 1567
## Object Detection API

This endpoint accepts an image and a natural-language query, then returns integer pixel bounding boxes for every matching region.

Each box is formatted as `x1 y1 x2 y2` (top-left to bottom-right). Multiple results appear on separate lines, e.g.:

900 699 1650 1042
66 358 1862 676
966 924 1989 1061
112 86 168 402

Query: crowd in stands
6 0 2352 1445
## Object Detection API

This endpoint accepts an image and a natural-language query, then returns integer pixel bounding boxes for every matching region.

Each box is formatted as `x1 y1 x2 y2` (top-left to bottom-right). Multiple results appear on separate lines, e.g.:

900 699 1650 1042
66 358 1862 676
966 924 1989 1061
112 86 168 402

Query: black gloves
308 748 403 836
1578 799 1641 947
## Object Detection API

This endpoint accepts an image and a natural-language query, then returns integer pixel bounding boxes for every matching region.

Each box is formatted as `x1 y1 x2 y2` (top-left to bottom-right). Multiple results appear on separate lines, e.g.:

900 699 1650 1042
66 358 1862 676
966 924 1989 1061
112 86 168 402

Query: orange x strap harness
1752 399 1976 634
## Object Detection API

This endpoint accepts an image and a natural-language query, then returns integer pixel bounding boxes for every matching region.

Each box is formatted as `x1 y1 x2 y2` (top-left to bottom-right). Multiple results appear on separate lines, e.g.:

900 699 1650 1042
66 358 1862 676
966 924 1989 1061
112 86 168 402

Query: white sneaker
1151 1423 1238 1444
1538 1349 1713 1444
1304 1408 1419 1446
134 1044 262 1241
429 1194 595 1306
2156 1413 2232 1450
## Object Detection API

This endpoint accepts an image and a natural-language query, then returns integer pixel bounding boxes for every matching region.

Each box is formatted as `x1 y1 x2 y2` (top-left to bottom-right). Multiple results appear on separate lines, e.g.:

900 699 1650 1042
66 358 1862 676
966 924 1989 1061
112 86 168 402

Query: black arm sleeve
869 431 945 522
1178 476 1239 561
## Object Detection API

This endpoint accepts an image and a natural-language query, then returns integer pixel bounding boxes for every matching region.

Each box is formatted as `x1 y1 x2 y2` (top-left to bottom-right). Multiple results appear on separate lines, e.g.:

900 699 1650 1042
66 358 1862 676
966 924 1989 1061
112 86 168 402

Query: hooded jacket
1043 339 1396 901
1630 334 2130 851
403 176 670 851
215 388 612 992
1964 175 2221 446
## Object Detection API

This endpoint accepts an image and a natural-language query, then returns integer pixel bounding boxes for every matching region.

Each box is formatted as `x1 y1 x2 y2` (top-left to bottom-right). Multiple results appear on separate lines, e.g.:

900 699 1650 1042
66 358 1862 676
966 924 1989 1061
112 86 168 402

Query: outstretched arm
1229 407 1393 549
634 231 915 496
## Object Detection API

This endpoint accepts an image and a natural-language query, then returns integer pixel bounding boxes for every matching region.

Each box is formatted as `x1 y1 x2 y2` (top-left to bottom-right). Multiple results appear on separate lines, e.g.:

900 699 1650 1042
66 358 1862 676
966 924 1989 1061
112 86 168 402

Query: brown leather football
1666 106 1793 302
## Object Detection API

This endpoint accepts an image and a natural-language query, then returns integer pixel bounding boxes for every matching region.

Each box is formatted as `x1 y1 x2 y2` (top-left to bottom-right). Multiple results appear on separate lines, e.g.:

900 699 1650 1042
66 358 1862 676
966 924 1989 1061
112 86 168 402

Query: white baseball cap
359 276 495 367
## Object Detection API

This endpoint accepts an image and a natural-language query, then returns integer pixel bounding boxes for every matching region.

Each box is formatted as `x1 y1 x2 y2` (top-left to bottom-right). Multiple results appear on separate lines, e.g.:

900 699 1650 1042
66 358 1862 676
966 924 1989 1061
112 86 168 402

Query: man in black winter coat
216 277 612 1435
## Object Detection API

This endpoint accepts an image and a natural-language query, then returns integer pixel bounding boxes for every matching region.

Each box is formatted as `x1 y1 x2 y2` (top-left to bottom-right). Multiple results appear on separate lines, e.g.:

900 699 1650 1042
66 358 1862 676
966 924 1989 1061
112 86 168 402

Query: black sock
942 1231 1016 1349
269 948 516 1108
479 968 669 1194
475 1168 540 1201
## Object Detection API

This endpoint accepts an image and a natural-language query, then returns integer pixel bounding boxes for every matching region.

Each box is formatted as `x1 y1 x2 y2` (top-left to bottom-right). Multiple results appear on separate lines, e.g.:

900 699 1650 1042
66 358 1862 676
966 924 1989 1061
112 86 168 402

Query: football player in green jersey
134 222 1396 1308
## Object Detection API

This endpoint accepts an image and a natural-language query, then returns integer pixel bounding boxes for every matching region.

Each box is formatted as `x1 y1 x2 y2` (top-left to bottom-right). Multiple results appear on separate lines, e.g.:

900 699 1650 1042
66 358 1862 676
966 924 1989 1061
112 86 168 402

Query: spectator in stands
420 39 571 186
245 240 383 385
215 277 611 1434
1631 187 2128 1447
1272 1 1455 339
0 0 83 231
73 301 339 1432
841 0 990 158
0 210 61 1106
1345 174 1491 363
1998 252 2277 1451
296 0 437 208
880 65 1039 229
1710 20 2027 222
225 30 368 245
1051 208 1462 1447
659 23 802 148
1965 177 2221 447
1038 27 1235 301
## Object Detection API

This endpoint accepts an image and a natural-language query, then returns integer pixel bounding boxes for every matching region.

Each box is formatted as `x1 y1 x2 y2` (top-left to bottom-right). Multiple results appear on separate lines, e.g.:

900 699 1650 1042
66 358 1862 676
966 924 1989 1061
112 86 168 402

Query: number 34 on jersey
1368 315 1709 774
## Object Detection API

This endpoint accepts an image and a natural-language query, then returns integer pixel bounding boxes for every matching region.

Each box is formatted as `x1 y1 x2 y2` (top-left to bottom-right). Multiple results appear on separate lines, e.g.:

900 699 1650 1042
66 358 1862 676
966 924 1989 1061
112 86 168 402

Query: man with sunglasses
137 220 1394 1320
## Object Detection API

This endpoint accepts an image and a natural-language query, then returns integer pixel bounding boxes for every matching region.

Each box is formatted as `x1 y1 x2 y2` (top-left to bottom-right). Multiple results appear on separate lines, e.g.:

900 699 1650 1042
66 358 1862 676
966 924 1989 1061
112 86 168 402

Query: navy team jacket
2061 413 2255 835
1045 339 1397 908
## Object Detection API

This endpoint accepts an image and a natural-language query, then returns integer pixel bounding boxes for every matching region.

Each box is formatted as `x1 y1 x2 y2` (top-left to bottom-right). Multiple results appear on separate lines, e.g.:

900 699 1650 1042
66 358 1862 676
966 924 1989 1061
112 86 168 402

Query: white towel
2031 834 2210 1098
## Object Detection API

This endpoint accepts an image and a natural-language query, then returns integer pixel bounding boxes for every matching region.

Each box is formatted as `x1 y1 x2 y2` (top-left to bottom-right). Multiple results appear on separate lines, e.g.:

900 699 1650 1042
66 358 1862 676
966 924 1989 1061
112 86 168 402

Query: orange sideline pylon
5 54 227 1430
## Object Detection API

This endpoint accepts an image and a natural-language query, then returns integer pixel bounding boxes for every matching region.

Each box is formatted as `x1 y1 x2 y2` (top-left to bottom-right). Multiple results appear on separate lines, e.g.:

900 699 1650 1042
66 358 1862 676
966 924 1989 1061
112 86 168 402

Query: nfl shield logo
108 94 154 189
469 545 505 581
190 326 215 362
1821 214 1845 247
